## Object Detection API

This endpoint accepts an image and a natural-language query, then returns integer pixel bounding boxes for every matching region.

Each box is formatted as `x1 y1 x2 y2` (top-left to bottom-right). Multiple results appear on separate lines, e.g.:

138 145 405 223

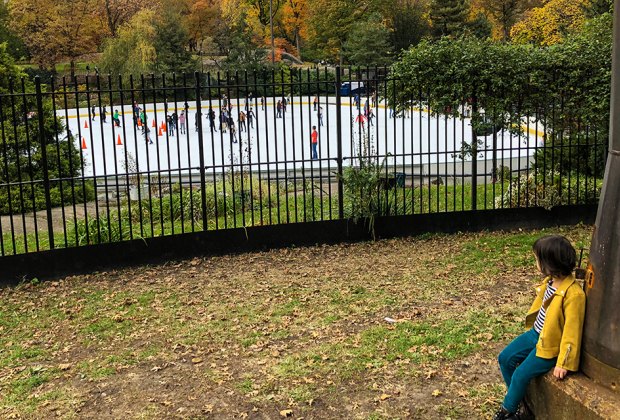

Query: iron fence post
195 71 208 231
35 77 55 249
471 88 478 211
336 66 344 219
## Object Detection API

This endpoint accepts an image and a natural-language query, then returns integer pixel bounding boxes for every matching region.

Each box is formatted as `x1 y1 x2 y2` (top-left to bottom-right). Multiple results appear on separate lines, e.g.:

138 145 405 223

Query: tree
99 10 158 75
99 0 149 37
390 12 612 176
306 0 389 65
187 0 222 53
8 0 99 74
389 0 431 52
582 0 613 18
222 9 268 70
153 8 197 73
467 11 492 39
475 0 527 40
343 15 393 65
0 2 28 61
510 0 589 46
0 43 92 215
429 0 470 37
281 0 308 57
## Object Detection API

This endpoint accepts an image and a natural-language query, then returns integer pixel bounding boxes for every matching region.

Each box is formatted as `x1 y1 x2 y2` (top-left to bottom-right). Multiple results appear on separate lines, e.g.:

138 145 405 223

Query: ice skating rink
63 97 542 177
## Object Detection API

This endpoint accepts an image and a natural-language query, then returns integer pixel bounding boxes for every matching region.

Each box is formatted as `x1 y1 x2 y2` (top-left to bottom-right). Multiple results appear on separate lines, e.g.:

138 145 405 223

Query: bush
495 171 601 210
0 179 95 215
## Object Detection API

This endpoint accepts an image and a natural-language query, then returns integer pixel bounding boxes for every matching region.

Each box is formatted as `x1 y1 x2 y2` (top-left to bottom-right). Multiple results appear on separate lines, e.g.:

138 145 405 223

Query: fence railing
0 67 608 256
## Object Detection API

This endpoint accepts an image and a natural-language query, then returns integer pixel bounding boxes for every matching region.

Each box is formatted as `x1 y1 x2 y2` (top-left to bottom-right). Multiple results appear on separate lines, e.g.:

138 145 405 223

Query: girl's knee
498 348 511 368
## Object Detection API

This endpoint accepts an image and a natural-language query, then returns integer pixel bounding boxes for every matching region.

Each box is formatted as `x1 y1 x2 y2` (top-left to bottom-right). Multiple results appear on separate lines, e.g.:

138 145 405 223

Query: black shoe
492 406 520 420
517 400 533 420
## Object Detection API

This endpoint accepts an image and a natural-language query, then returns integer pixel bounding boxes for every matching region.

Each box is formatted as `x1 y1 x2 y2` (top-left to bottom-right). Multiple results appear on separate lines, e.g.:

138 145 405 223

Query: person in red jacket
311 126 318 160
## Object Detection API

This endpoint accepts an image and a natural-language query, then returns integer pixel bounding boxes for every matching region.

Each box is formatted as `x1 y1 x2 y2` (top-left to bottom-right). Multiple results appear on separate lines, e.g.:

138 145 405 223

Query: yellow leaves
510 0 589 46
279 408 294 417
432 389 442 397
220 0 249 27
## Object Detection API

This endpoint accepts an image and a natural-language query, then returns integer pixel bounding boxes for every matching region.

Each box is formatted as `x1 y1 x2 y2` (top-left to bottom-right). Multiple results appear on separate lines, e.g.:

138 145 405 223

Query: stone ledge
527 372 620 419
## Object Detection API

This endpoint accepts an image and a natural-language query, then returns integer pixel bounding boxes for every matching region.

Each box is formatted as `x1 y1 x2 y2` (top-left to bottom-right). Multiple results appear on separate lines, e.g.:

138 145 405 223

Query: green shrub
495 171 602 210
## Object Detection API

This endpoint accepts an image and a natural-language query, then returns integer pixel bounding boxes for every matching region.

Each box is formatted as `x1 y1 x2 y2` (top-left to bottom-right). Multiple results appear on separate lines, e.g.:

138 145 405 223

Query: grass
0 225 595 418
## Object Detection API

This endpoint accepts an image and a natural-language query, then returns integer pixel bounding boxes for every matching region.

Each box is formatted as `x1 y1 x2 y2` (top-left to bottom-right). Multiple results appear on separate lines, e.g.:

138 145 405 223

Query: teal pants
498 328 556 413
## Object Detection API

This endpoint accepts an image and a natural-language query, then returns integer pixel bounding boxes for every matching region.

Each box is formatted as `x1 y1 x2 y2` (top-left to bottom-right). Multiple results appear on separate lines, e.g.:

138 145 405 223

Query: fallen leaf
432 389 442 397
279 409 293 417
191 358 203 364
58 363 72 371
379 393 391 401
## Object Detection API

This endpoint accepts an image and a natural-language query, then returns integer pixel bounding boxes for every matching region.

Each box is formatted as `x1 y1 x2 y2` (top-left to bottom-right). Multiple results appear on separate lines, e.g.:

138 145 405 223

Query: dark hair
532 235 577 278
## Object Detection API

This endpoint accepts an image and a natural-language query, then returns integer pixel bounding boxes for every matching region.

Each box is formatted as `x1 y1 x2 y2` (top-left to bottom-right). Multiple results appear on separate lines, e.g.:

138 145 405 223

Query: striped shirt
533 282 557 333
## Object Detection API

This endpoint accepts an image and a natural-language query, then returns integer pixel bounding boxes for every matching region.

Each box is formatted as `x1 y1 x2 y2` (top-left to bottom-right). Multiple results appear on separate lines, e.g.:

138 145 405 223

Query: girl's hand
553 367 568 379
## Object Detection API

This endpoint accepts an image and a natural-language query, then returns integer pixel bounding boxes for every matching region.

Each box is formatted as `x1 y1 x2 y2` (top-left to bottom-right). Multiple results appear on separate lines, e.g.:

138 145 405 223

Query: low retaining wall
0 205 597 286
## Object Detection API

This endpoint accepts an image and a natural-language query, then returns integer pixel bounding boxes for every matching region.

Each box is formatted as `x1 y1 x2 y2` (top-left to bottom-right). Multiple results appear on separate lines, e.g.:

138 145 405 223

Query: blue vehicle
339 82 365 96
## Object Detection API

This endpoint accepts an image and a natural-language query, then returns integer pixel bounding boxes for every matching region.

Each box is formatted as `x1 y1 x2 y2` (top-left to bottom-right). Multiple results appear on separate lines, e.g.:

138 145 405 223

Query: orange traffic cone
158 127 163 137
161 121 167 131
116 134 123 146
84 120 89 129
152 119 156 128
81 137 87 149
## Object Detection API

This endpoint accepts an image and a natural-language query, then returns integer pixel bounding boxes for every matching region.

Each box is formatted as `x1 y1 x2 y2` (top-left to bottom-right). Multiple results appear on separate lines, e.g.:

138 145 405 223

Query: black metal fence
0 67 608 256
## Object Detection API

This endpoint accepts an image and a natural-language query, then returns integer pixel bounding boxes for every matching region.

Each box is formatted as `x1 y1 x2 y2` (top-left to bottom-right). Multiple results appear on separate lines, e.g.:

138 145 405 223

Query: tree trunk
105 0 116 36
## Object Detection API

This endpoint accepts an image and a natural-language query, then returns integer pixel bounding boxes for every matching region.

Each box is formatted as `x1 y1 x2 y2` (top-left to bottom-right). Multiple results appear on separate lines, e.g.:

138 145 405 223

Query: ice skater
179 111 186 134
276 100 282 118
355 113 367 132
311 126 318 160
230 120 237 143
208 107 217 132
113 109 121 127
239 111 246 132
91 105 96 121
167 114 174 136
367 108 375 127
145 127 153 144
247 107 255 129
318 106 324 127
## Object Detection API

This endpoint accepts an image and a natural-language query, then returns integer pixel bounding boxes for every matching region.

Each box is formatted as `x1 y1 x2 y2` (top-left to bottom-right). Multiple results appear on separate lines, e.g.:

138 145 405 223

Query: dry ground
0 225 593 419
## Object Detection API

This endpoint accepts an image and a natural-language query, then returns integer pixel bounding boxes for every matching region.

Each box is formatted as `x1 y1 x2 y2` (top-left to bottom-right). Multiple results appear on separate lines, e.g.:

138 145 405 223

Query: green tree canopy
343 15 394 66
389 12 612 175
0 43 92 215
430 0 471 37
99 9 197 76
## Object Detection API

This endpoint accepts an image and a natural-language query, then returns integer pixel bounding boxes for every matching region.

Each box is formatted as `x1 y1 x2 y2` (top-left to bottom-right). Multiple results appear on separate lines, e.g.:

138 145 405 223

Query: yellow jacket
525 274 586 371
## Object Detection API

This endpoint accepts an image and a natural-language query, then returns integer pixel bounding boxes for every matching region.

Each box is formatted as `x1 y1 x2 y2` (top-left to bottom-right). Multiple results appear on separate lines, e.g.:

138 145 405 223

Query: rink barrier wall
0 205 596 285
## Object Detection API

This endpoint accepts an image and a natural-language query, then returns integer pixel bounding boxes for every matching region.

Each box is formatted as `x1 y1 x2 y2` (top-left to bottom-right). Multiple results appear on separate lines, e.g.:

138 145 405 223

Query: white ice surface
62 97 542 178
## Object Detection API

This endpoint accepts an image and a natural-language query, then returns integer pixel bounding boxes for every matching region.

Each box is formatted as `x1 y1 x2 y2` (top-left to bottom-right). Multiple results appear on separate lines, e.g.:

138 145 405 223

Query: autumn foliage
1 0 609 71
